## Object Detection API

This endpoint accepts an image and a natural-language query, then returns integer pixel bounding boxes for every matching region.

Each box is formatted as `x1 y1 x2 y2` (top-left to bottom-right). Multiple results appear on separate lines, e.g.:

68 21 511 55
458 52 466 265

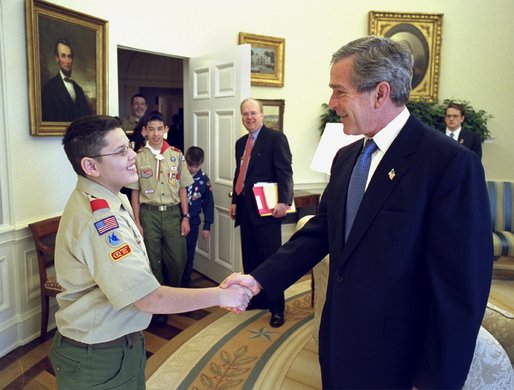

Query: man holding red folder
230 98 294 328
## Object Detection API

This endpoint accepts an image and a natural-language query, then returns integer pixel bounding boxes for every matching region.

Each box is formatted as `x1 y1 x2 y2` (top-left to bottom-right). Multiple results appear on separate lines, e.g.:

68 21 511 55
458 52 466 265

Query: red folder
252 182 296 216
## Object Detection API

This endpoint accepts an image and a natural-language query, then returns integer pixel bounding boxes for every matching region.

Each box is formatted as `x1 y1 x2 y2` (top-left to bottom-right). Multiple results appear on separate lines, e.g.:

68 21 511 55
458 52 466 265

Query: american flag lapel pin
388 169 396 180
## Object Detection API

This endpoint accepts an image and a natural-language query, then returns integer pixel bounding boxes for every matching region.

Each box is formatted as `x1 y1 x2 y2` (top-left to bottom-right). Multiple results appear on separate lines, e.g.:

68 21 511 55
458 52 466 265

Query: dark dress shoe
269 312 285 328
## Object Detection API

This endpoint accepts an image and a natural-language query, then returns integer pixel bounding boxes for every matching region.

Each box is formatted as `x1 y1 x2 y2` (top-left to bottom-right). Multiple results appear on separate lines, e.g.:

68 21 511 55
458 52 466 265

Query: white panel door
188 45 251 283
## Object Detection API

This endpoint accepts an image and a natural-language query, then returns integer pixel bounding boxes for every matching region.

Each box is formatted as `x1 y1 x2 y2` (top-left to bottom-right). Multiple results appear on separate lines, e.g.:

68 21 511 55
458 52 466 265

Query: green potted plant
320 99 493 142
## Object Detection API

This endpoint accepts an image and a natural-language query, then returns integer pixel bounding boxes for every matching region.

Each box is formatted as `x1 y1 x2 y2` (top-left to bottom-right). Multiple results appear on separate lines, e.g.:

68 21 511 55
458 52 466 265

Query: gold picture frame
25 0 108 136
369 11 443 101
239 32 285 88
260 99 285 132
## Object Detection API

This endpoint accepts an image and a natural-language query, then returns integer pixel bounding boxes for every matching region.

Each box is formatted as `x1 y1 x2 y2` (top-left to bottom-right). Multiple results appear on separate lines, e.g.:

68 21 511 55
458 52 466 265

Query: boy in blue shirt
182 147 214 287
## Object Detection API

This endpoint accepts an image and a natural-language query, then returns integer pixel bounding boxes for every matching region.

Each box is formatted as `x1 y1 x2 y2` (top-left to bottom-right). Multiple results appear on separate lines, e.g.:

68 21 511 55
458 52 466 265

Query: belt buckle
158 205 167 212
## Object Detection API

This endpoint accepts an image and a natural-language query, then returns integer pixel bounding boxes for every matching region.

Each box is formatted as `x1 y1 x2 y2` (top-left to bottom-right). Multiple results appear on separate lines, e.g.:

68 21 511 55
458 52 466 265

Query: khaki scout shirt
127 142 193 205
54 176 160 343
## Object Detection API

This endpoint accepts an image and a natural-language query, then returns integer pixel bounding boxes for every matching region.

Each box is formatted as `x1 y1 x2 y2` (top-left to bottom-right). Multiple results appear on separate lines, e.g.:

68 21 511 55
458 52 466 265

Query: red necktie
235 135 254 195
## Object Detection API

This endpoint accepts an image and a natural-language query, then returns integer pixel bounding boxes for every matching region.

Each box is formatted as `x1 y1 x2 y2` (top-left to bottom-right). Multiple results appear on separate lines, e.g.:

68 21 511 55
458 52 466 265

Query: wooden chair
28 216 63 342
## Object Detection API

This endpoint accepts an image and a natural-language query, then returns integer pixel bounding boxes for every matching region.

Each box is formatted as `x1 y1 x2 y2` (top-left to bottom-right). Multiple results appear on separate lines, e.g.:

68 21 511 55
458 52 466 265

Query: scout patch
141 167 153 179
94 215 119 235
106 231 123 247
110 244 132 262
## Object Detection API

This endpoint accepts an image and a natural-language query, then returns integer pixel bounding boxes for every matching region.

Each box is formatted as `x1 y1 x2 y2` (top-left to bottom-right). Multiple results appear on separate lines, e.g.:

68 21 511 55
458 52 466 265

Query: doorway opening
117 47 185 151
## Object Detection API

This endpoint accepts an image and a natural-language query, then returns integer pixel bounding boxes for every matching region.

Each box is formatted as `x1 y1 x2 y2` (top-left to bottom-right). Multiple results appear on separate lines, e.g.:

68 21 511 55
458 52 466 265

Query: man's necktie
345 139 378 241
449 132 456 140
235 135 254 195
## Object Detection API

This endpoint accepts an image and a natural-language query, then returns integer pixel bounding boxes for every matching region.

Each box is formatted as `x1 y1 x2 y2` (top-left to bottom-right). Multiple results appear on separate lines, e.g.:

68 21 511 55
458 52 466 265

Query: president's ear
81 157 101 178
374 81 390 107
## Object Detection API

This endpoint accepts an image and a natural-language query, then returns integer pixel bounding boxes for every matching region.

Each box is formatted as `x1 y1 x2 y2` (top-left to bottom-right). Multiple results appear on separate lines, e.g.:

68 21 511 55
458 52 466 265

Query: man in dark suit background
42 38 92 122
223 37 492 389
443 102 482 158
229 98 293 328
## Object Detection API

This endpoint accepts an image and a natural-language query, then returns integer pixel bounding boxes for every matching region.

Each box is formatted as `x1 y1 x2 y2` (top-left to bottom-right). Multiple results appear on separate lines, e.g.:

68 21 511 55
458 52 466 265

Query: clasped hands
219 272 261 313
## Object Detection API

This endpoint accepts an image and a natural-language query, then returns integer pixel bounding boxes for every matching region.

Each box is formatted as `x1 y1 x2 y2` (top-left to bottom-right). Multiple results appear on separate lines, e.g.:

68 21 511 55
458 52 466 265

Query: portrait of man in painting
38 15 96 122
385 23 429 89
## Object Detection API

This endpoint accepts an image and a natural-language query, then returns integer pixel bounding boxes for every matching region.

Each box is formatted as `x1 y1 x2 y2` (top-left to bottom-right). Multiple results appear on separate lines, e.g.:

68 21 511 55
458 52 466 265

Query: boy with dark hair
50 115 251 388
182 146 214 287
127 111 193 322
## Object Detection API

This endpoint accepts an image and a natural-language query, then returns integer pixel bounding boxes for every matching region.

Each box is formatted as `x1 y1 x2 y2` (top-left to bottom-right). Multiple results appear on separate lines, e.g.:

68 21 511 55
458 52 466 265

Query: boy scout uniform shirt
126 142 194 205
54 176 160 344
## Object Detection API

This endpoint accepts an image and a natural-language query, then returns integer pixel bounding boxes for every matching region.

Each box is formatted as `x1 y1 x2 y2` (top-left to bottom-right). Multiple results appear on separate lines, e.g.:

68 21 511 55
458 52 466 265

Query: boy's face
188 163 202 176
142 120 169 149
89 128 138 193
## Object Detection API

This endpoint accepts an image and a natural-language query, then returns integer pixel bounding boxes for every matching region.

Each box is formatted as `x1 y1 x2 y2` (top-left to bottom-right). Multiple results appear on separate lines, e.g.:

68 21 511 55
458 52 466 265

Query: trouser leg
183 222 200 287
140 207 164 284
161 207 186 287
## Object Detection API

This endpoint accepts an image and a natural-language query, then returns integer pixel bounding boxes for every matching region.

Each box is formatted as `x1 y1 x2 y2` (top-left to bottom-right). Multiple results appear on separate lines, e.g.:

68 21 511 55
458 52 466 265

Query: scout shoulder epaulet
90 198 109 212
171 146 183 154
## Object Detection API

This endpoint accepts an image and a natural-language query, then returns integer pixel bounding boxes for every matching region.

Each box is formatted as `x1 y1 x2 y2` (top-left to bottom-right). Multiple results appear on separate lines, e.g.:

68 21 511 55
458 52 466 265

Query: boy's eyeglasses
90 142 135 158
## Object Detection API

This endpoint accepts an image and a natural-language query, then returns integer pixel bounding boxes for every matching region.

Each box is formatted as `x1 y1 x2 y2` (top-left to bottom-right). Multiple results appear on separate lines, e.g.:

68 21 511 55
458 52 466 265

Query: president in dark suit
223 37 492 389
229 98 293 328
443 102 482 159
42 38 92 122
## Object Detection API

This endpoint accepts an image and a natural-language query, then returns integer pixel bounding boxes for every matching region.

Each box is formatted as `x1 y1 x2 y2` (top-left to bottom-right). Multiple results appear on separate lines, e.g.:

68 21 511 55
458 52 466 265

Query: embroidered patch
141 167 153 179
170 156 176 162
94 216 119 235
110 244 132 262
106 231 123 247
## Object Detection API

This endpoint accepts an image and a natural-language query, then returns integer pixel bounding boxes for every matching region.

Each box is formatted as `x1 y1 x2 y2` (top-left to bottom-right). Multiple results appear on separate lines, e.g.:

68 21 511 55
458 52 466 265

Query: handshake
218 272 262 313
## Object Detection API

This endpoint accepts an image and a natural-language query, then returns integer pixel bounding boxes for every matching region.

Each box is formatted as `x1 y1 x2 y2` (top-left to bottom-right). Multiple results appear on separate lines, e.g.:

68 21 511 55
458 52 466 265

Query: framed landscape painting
260 99 285 132
239 32 285 87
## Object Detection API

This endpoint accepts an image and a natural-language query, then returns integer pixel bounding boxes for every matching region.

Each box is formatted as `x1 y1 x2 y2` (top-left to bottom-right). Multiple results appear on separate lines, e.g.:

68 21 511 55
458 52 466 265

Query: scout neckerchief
145 140 170 180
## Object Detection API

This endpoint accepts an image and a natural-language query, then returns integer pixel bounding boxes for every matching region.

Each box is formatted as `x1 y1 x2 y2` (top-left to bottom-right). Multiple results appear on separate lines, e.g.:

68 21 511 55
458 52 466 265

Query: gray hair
331 36 414 105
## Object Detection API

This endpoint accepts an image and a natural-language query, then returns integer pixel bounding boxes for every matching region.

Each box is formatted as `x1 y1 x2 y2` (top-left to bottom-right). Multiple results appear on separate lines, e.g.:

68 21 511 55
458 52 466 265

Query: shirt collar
76 176 123 210
367 107 410 154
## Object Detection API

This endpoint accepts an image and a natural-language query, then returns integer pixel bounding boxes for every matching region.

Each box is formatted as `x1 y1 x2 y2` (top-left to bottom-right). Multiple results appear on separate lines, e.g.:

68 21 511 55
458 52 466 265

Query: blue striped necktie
345 139 378 241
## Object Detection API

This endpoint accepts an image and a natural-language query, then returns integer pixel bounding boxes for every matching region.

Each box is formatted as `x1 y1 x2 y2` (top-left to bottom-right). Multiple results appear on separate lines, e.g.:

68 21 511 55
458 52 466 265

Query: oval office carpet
146 280 322 389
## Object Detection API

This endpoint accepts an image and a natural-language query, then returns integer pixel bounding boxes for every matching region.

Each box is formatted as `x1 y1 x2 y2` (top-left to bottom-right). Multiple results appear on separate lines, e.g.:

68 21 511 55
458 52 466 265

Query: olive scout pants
140 203 186 287
49 331 146 389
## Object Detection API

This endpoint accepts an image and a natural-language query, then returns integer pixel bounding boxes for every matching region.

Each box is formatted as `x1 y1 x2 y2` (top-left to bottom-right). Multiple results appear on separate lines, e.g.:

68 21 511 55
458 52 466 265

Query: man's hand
218 284 253 313
229 204 237 220
272 202 289 218
221 272 261 295
201 230 210 239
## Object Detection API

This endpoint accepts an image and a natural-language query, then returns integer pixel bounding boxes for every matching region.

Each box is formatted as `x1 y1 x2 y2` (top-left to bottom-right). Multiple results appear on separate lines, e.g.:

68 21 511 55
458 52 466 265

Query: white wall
2 0 513 226
0 0 513 354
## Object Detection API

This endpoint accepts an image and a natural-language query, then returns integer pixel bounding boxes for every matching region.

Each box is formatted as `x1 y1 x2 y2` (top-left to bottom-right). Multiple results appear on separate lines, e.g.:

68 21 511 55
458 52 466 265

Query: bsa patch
141 167 153 179
106 231 123 247
94 216 119 235
110 244 132 262
170 156 176 162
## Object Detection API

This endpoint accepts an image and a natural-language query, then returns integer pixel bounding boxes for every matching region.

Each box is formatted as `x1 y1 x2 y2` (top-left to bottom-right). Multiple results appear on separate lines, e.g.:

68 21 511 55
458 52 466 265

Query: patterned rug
146 280 315 389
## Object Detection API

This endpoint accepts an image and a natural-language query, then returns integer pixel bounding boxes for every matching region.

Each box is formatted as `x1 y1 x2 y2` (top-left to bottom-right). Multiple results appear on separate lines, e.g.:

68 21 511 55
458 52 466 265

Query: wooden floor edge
145 308 226 379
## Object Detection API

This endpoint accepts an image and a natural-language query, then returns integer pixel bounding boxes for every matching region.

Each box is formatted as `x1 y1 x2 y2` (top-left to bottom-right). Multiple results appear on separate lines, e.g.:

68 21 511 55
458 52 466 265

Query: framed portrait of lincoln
25 0 108 136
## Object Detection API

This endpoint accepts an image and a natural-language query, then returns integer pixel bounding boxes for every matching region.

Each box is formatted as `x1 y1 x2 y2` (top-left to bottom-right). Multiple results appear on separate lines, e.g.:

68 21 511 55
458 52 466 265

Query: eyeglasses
90 142 135 158
445 114 462 119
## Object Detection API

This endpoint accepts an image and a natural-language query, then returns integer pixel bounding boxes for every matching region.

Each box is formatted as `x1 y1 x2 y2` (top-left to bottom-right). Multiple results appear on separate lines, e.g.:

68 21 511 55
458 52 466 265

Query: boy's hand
181 218 190 236
201 230 210 239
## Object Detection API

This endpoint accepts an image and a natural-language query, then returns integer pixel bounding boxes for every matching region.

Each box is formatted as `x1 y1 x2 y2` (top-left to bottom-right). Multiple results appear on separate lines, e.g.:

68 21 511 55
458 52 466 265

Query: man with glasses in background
443 102 482 159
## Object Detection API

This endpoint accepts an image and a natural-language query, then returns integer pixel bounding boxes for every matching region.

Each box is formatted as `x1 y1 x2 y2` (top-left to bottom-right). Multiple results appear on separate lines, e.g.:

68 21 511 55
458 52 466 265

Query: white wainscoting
0 228 57 357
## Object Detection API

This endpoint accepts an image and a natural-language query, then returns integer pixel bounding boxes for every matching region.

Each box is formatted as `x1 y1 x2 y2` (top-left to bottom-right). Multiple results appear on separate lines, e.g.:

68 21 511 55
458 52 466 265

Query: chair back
28 216 61 291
